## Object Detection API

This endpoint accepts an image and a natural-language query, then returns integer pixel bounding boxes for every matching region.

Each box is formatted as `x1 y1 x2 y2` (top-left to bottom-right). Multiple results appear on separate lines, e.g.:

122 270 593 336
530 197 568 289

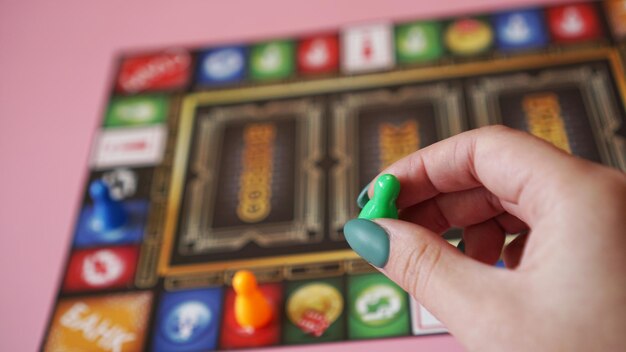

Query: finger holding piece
367 125 582 226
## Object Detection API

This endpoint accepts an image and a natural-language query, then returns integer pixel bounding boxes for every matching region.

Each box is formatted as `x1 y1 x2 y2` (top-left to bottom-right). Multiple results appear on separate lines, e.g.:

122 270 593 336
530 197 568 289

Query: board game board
42 1 626 351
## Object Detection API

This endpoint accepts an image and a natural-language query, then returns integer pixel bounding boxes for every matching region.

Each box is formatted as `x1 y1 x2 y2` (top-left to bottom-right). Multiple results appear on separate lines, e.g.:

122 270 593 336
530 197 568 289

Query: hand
343 126 626 352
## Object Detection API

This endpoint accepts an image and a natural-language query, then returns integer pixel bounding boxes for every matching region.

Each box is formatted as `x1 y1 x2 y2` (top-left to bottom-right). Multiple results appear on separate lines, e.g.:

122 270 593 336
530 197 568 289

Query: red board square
116 49 191 93
62 245 139 293
219 283 283 349
546 3 603 43
297 34 339 74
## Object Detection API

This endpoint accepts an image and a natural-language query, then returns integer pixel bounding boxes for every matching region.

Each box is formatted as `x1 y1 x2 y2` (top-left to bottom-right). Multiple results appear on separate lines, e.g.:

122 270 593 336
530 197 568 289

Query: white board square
90 125 167 169
341 23 394 73
410 297 448 335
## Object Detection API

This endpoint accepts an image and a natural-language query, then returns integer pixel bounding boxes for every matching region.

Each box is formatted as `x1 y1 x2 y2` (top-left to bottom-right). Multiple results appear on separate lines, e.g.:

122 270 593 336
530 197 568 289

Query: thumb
344 218 510 338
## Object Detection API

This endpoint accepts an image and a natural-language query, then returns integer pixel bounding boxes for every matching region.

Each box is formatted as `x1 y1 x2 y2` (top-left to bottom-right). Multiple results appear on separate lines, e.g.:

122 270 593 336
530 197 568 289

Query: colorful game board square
342 23 394 74
90 125 167 170
44 291 152 352
250 40 294 81
604 0 626 40
62 245 139 293
395 21 444 63
347 272 410 339
409 298 447 336
104 95 169 128
282 277 346 344
297 34 339 74
152 287 222 352
83 167 154 204
116 49 191 93
196 46 247 85
546 3 603 43
444 17 494 56
73 198 148 248
492 9 548 51
220 283 283 349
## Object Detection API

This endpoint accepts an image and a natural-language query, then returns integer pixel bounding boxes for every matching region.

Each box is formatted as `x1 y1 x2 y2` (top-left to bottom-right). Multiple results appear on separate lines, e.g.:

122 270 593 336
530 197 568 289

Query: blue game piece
89 180 128 232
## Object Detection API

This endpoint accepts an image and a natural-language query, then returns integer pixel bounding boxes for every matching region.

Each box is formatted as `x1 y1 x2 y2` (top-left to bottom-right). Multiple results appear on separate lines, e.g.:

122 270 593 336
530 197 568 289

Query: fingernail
356 183 371 209
343 218 389 268
457 240 465 253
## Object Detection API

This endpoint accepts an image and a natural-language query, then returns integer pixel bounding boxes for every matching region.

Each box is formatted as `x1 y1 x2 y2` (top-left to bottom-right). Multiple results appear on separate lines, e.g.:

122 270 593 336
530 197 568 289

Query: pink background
0 0 569 350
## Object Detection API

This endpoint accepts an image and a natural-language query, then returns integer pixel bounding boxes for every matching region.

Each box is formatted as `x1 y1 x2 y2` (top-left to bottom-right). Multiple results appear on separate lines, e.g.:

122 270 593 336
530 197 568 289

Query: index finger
371 125 583 224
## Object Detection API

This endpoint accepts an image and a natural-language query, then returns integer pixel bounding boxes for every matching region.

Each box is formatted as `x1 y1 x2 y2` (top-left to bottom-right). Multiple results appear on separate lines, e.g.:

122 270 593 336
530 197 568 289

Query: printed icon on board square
605 0 626 40
90 125 167 170
116 49 191 94
395 21 443 63
250 40 294 81
282 277 346 344
493 9 548 51
297 34 339 74
152 287 223 352
341 23 394 73
104 95 169 128
347 272 410 339
546 3 603 43
44 291 152 352
62 245 139 293
444 17 494 56
196 46 247 85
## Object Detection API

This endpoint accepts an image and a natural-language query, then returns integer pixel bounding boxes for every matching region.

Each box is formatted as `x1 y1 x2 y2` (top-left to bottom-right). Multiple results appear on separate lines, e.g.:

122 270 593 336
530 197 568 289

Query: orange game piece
233 270 273 330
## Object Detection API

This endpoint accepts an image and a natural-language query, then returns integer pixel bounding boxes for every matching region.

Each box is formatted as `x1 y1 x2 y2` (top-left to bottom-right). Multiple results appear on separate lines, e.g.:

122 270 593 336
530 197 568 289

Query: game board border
159 47 626 277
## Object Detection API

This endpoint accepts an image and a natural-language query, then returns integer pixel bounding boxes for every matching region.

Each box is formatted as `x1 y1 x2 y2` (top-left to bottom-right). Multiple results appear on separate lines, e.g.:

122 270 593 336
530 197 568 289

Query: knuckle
399 241 443 300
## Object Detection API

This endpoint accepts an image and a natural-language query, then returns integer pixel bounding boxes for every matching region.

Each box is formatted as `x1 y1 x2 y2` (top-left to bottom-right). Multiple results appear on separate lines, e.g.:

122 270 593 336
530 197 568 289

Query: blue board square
152 287 223 352
196 46 246 85
73 200 148 248
492 9 548 51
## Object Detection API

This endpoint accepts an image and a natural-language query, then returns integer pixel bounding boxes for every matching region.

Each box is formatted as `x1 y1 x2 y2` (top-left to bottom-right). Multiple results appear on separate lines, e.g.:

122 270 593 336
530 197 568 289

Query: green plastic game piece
250 40 294 81
395 21 443 63
104 94 168 128
347 272 410 339
358 174 400 220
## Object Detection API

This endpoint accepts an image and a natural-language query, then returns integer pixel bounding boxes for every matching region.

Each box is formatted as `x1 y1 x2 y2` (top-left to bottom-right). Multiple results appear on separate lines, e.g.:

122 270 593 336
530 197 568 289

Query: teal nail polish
357 183 371 209
343 218 390 268
457 240 465 253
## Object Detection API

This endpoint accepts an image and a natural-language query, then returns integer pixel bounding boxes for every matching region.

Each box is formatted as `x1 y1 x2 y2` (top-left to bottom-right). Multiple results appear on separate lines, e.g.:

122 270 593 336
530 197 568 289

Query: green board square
250 40 294 81
347 272 410 339
282 276 346 344
395 21 443 63
104 95 168 127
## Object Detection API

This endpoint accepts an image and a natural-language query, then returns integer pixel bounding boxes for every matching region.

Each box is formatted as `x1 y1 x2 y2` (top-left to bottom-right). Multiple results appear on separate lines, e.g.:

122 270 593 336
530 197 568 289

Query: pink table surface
0 0 570 350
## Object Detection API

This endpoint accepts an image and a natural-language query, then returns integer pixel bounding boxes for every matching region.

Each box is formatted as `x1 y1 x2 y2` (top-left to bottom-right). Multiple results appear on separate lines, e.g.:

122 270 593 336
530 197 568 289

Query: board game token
358 174 400 220
89 180 128 232
233 270 273 330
